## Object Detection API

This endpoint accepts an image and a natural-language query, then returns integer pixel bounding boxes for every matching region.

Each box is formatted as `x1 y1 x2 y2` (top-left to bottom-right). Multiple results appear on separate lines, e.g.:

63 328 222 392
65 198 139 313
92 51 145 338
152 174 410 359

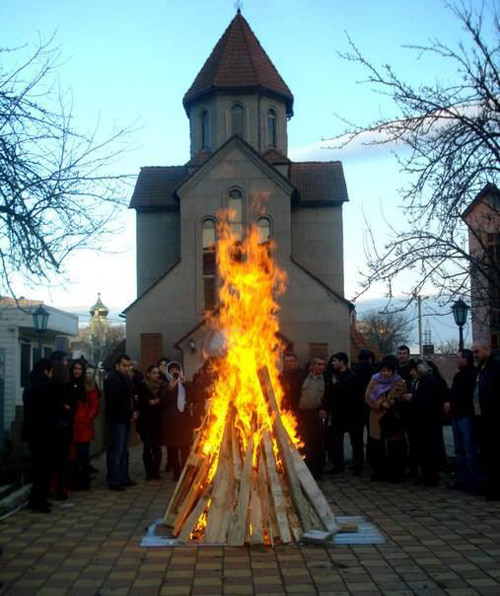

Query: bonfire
164 211 339 545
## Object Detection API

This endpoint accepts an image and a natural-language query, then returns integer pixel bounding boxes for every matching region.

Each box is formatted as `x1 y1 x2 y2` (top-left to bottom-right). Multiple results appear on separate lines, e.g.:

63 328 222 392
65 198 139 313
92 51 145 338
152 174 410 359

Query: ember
164 211 339 545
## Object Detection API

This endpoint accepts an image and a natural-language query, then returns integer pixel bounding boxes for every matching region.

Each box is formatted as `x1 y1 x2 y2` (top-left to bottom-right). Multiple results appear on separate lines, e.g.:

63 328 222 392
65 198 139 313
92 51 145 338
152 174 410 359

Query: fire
201 210 299 479
163 207 337 547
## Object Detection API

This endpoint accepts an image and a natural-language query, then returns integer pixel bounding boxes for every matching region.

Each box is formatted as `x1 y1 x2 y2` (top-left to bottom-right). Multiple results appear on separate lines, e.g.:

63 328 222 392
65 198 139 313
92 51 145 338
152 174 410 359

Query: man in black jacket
104 354 136 491
327 352 364 476
473 340 500 501
444 349 481 492
23 359 56 512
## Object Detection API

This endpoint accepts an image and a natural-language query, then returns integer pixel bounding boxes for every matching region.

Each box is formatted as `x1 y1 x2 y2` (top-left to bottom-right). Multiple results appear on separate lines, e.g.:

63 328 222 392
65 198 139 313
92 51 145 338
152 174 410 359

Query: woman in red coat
72 364 100 489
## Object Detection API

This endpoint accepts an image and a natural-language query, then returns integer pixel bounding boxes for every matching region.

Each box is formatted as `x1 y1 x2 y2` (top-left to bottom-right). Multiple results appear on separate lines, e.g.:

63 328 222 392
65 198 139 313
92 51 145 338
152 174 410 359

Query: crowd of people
279 341 500 501
22 339 500 512
22 352 100 513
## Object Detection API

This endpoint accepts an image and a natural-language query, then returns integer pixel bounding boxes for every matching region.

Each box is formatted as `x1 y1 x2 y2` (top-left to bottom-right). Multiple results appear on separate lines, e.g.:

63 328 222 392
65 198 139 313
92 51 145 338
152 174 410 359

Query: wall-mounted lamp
189 339 196 354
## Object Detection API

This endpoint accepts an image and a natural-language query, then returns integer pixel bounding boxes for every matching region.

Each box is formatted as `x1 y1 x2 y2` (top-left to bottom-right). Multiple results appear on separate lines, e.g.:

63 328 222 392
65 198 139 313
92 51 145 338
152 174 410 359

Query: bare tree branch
0 37 136 298
330 1 500 308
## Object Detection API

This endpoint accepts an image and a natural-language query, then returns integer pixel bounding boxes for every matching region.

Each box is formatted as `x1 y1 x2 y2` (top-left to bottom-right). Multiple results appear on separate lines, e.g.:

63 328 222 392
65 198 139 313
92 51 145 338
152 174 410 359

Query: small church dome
90 293 109 318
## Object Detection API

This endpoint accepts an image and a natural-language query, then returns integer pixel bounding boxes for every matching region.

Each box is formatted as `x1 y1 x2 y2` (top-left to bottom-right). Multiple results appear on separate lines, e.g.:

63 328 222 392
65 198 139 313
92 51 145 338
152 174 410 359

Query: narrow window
267 108 277 147
231 104 245 138
201 110 209 150
202 219 216 311
228 189 243 242
256 216 271 245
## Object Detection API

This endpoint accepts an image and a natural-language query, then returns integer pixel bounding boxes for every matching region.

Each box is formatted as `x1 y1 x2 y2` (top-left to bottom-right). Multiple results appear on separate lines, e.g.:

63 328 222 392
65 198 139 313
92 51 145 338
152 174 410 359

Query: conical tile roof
183 11 294 115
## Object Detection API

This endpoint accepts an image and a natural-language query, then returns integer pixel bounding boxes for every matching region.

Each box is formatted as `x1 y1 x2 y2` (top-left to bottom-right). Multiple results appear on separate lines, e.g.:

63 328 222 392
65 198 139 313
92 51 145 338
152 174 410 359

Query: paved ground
1 443 500 596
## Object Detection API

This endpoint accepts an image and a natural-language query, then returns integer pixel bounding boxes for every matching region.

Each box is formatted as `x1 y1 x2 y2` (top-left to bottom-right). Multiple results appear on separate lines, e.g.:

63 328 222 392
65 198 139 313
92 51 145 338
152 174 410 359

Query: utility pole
417 295 423 359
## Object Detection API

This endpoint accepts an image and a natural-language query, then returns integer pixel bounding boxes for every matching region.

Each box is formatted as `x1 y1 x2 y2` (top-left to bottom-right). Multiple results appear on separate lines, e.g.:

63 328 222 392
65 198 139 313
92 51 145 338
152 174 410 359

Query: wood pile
163 367 339 545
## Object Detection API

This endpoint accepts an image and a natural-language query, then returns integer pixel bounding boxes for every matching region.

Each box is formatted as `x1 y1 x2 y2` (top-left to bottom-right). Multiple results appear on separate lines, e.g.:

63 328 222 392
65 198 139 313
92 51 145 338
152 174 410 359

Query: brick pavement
1 444 499 596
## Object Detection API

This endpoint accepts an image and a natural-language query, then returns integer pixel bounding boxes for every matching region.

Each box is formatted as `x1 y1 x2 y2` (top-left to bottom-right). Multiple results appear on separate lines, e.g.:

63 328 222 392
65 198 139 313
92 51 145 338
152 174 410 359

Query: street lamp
32 304 50 357
451 298 469 352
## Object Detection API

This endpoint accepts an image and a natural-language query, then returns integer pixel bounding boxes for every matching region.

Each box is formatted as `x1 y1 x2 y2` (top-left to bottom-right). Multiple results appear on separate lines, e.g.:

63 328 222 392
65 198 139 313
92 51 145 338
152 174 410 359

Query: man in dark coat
407 360 445 486
352 349 377 457
473 340 500 501
298 356 328 479
22 359 56 512
326 352 364 476
397 344 417 476
444 349 481 491
279 353 304 415
104 354 136 491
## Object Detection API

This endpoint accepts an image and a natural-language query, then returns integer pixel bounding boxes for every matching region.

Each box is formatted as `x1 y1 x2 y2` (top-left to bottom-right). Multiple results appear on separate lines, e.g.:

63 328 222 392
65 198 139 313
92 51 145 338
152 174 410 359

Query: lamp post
32 304 50 357
451 298 469 352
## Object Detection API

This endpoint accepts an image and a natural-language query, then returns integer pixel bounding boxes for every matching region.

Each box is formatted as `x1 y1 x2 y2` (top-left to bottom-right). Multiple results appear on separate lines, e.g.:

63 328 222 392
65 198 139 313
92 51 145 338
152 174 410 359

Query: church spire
183 12 294 117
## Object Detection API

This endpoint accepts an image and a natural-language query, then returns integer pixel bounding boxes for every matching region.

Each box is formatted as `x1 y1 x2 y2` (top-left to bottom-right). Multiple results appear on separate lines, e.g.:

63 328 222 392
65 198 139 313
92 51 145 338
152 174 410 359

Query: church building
125 11 353 374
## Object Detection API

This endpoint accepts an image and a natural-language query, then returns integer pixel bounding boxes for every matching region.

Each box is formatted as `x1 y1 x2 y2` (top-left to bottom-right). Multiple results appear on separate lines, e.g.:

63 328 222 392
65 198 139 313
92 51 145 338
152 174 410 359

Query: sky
2 0 489 342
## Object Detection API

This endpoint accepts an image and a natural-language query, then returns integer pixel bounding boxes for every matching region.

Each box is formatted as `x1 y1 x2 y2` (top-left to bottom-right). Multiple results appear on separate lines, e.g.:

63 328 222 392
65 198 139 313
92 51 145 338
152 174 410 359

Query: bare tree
0 38 133 298
358 310 413 356
333 1 499 307
435 340 459 355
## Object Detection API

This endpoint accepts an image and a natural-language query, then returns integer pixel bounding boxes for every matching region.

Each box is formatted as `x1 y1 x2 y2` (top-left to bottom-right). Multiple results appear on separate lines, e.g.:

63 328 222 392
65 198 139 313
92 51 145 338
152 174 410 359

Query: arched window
202 219 216 311
227 189 243 241
256 216 271 245
231 104 245 138
267 109 277 147
201 110 209 150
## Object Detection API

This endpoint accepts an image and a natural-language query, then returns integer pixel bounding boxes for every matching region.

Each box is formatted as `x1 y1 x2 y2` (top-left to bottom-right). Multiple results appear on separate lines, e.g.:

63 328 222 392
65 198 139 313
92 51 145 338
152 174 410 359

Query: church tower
127 10 352 374
183 10 293 159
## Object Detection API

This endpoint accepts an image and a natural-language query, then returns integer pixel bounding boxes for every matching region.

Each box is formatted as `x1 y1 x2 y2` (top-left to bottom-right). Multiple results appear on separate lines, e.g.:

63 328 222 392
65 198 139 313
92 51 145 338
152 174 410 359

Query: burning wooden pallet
163 367 339 545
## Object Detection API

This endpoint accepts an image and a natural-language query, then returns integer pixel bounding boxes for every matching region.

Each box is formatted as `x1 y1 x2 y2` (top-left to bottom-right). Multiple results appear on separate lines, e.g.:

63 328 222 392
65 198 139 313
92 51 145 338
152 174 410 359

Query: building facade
125 11 352 374
462 183 500 348
0 298 78 446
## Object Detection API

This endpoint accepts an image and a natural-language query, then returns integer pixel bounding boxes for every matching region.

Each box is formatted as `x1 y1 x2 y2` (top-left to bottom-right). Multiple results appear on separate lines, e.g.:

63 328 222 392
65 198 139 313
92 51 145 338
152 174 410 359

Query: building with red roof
125 10 352 374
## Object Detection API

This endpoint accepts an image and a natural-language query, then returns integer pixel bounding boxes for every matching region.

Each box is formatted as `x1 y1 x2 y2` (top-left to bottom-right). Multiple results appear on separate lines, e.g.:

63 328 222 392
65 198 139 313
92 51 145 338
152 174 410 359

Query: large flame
199 210 299 482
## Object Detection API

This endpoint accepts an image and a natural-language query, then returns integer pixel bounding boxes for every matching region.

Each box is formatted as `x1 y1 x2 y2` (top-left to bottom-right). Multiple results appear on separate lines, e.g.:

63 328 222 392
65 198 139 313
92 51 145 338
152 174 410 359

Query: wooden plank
258 367 318 534
172 455 212 536
164 457 202 526
228 436 254 546
204 418 233 543
262 431 292 544
177 486 212 543
215 422 239 543
250 469 264 544
283 483 304 543
257 447 277 546
231 417 242 484
163 411 209 524
286 432 339 533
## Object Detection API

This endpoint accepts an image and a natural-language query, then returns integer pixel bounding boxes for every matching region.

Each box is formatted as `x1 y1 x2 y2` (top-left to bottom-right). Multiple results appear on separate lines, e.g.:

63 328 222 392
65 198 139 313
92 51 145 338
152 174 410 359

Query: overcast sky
2 0 489 343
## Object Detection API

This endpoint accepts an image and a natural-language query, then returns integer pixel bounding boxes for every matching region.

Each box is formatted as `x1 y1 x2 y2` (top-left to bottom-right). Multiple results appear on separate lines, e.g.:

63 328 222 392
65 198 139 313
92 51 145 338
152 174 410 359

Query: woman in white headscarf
160 361 193 481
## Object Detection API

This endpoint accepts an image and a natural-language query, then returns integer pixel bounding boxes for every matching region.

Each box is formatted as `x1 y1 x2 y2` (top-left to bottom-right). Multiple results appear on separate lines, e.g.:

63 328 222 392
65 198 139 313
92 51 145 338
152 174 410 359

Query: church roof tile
183 11 294 115
289 162 348 205
129 158 348 210
129 166 189 210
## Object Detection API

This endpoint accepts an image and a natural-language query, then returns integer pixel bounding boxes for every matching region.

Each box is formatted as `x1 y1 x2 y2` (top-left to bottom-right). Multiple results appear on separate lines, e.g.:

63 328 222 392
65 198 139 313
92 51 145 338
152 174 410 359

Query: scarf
144 377 161 397
368 372 402 403
177 382 186 413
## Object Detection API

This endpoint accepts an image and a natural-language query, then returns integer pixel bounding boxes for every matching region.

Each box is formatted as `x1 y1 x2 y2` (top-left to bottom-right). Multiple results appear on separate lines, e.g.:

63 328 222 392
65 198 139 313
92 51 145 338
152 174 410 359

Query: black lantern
451 299 469 351
32 304 50 333
32 304 50 355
